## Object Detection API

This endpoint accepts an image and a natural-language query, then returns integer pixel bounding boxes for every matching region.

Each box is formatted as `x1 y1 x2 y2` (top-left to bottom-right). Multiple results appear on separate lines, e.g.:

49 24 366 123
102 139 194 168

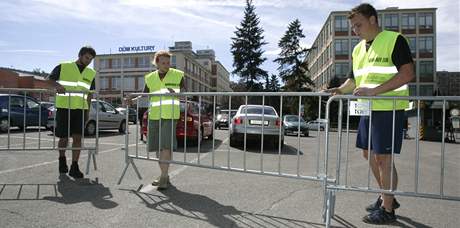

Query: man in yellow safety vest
47 46 96 179
325 3 415 224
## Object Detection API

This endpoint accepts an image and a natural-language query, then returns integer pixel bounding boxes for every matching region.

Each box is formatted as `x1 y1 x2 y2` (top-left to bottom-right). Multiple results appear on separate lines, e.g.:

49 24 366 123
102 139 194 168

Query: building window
99 59 109 69
335 39 349 58
99 77 109 90
419 61 434 82
171 56 176 66
407 37 416 58
137 77 145 90
351 38 360 50
335 63 349 78
378 14 382 28
123 77 136 90
112 58 121 69
334 15 348 33
384 14 399 31
111 77 121 90
123 57 135 68
419 13 433 30
401 13 416 34
138 56 151 68
420 85 433 96
419 36 433 58
409 84 417 96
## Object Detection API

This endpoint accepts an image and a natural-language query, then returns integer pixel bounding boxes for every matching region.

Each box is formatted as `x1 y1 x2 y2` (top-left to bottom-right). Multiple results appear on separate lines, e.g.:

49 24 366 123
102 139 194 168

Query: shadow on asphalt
332 214 432 228
42 174 118 209
229 143 304 155
123 185 324 228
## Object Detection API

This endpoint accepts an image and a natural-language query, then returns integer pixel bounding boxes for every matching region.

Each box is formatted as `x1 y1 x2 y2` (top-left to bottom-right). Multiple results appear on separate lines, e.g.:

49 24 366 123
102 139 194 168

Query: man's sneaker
362 207 396 224
59 157 68 173
68 162 84 179
365 196 400 212
152 175 170 186
157 176 169 190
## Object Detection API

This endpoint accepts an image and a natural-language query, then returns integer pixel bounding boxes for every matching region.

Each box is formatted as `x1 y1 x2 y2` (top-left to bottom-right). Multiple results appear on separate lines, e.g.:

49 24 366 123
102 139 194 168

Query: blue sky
1 0 459 81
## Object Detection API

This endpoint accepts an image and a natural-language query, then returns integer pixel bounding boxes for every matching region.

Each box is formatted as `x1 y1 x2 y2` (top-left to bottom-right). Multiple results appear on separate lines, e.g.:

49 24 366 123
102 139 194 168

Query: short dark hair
348 3 378 23
78 45 96 58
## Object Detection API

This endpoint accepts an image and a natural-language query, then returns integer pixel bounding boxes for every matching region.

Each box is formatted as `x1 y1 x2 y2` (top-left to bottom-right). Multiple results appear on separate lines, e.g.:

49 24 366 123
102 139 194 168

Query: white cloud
0 49 59 54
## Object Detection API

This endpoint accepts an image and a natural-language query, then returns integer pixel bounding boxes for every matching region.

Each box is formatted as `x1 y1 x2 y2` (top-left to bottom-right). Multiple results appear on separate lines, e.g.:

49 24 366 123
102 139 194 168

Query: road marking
139 137 229 193
0 144 136 175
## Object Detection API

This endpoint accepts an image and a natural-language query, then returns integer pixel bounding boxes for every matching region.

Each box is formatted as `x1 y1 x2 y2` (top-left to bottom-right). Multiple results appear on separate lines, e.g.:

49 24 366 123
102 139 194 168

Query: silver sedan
229 105 284 148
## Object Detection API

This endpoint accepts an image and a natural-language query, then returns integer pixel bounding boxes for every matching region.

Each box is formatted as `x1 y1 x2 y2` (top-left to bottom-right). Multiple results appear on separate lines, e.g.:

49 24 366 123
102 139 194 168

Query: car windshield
217 114 228 119
285 116 304 122
240 107 276 116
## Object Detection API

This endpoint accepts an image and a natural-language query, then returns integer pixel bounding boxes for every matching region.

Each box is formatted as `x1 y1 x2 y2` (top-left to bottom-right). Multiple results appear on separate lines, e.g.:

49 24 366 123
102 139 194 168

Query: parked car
215 113 229 129
0 94 50 132
229 105 284 148
39 101 54 110
116 107 137 124
141 100 214 145
306 119 327 131
283 115 309 137
47 100 126 135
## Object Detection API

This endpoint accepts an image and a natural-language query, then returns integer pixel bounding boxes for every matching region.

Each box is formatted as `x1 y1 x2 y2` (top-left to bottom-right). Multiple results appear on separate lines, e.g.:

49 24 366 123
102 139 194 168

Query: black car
283 115 309 137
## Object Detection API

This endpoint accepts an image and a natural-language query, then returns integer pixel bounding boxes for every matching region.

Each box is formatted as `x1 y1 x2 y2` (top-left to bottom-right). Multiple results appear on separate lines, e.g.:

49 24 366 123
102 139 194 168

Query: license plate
250 120 269 125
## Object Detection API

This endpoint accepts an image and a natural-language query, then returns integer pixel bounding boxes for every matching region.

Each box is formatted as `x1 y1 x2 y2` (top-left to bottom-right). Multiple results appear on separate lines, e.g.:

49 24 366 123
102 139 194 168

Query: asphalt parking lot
0 124 459 227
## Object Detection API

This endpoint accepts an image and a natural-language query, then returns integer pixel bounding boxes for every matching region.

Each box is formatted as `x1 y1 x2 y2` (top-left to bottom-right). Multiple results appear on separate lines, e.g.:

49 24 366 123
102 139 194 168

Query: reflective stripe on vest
145 68 184 120
352 30 409 111
55 62 95 110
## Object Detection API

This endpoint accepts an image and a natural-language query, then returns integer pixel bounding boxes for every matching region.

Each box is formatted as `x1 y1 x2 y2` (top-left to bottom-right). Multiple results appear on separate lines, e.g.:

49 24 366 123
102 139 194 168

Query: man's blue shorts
356 110 405 154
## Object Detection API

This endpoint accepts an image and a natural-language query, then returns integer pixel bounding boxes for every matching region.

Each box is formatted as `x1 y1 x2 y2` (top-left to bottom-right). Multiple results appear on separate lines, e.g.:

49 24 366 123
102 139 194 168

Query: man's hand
353 87 376 96
323 87 343 96
56 84 65 94
167 88 175 93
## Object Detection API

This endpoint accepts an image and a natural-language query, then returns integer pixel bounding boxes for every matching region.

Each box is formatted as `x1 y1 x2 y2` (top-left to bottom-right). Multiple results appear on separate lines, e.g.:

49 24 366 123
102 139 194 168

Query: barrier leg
324 189 333 227
117 157 142 185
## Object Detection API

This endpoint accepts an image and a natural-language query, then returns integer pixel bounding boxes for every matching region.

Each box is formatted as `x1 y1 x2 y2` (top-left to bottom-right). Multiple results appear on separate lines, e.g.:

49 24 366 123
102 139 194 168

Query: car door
25 98 40 126
10 96 25 127
91 101 107 129
101 102 120 129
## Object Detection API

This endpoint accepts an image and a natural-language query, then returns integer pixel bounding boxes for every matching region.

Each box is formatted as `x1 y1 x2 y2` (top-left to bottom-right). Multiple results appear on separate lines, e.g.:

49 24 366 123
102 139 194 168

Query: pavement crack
257 187 307 214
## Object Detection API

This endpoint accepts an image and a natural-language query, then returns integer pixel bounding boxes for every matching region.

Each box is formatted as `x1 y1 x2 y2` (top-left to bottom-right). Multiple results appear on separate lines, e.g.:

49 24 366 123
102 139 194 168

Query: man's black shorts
55 108 86 138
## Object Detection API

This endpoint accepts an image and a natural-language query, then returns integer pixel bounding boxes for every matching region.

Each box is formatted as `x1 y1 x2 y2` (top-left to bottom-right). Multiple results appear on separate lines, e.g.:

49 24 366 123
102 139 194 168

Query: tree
230 0 268 92
266 74 280 92
274 19 313 91
32 68 49 77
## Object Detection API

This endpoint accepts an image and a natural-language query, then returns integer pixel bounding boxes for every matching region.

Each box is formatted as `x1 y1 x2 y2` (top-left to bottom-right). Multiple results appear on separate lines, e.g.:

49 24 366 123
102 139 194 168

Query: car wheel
85 121 96 136
230 135 237 147
0 118 9 132
119 120 126 133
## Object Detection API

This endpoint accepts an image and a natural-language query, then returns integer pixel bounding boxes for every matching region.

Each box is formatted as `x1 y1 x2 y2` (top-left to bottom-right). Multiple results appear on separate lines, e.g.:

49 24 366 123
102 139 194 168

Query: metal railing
323 95 460 227
117 91 335 185
0 88 99 174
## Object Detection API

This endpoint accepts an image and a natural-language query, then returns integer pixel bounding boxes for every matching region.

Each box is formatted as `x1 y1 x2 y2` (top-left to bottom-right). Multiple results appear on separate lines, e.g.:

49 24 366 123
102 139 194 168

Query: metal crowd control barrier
117 92 335 186
323 95 460 227
0 88 99 175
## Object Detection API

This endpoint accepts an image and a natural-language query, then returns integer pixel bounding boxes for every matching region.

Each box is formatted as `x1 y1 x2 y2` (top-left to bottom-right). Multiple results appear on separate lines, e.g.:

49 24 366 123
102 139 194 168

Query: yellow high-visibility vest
145 68 183 120
352 30 409 110
55 62 95 109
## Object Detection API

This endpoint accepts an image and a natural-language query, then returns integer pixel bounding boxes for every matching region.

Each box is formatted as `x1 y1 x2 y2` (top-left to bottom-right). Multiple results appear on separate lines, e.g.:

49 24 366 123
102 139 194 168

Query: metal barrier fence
117 92 336 186
323 95 460 227
0 88 99 174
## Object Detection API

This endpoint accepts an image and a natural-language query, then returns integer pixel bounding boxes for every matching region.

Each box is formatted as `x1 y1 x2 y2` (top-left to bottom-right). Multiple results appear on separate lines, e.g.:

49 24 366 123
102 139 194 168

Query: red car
142 101 213 145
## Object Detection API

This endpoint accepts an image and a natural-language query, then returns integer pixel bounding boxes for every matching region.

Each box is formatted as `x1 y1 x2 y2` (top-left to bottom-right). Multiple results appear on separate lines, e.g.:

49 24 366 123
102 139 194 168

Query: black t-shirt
48 63 96 90
347 35 413 79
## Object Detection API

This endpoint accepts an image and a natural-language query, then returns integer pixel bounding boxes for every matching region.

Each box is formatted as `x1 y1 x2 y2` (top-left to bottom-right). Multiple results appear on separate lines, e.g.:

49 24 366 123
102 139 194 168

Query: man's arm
324 78 356 95
47 65 65 93
353 63 414 96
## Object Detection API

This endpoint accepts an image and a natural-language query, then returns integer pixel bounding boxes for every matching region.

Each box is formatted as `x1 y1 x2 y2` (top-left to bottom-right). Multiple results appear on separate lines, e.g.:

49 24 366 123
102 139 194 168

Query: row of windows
99 56 153 69
331 36 433 58
335 12 433 32
313 60 435 89
99 76 213 92
185 58 211 85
